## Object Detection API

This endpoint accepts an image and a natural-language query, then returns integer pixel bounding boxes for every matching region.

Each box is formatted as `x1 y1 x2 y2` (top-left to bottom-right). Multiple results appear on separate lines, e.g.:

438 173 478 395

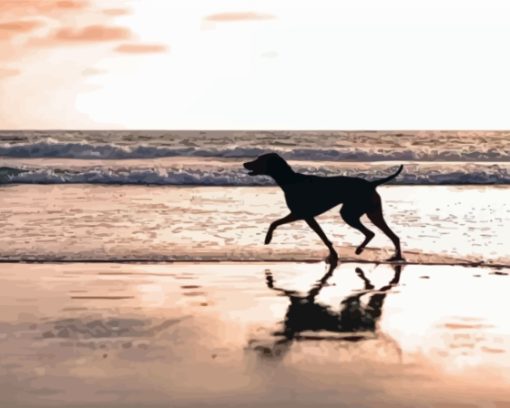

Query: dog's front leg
265 213 299 245
305 217 338 264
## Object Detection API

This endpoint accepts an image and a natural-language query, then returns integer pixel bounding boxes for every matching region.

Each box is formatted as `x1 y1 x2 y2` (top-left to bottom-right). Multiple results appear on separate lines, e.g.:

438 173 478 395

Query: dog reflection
250 264 402 360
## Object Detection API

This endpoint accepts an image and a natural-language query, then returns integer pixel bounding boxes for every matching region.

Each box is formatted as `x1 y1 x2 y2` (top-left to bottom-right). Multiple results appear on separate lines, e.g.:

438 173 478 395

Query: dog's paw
264 235 272 245
355 246 364 255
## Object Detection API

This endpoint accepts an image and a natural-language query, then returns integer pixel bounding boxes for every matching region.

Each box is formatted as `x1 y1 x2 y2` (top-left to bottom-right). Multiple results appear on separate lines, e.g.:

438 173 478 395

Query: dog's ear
266 153 291 174
267 152 282 160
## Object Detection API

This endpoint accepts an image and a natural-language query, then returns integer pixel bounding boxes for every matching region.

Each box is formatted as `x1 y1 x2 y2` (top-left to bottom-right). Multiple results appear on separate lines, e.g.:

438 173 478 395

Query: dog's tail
371 165 404 187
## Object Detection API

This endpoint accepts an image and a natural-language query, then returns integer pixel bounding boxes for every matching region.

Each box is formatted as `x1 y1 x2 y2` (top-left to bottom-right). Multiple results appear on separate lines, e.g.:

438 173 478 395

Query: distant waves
0 130 509 161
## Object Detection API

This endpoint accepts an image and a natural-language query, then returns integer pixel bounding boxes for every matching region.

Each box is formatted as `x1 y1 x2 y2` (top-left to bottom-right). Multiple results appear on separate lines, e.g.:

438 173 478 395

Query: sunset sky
1 0 509 129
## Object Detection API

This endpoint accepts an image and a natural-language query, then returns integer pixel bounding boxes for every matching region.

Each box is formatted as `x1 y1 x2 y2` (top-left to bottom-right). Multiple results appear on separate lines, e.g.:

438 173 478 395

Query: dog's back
283 174 374 217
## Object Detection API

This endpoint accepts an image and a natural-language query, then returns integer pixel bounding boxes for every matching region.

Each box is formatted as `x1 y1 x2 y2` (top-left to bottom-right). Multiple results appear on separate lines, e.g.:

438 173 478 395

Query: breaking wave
2 164 510 185
1 138 509 161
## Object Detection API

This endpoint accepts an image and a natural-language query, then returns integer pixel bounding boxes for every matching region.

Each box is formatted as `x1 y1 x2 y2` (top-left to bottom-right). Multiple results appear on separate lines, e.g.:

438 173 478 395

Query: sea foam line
1 165 510 185
1 139 510 161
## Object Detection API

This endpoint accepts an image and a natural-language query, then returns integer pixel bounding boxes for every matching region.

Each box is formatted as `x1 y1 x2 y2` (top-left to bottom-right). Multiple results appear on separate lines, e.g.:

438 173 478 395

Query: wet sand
1 261 510 408
0 185 509 265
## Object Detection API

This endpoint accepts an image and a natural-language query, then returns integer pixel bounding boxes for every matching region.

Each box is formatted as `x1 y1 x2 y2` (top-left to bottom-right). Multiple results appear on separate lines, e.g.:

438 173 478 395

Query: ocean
1 130 510 185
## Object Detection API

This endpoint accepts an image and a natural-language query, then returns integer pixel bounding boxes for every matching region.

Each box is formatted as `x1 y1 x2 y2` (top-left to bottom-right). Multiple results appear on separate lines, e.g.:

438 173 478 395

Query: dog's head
243 153 290 177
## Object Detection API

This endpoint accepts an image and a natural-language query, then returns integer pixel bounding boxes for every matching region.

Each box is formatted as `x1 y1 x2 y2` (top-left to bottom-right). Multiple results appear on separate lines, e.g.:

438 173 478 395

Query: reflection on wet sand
1 262 510 407
41 317 187 341
249 264 402 361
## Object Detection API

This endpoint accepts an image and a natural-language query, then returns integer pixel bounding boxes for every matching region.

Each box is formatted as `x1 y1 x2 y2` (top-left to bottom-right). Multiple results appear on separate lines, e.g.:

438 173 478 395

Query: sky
1 0 510 129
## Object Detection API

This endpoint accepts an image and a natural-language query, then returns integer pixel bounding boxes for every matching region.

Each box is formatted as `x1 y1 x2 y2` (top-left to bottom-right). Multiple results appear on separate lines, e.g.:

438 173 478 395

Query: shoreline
0 259 508 269
1 245 508 269
2 181 510 187
1 184 508 270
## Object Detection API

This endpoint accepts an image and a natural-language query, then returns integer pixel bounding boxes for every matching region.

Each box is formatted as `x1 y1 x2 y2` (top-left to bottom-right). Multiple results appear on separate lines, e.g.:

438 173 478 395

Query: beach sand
1 184 509 406
1 261 510 408
0 185 508 264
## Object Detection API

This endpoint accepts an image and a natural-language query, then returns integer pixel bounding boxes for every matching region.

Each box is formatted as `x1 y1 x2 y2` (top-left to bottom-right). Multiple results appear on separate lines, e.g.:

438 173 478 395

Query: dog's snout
243 162 252 170
243 159 261 176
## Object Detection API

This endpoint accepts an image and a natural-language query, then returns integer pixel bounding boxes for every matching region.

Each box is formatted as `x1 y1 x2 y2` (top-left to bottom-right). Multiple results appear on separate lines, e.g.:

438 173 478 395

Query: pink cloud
54 24 132 42
0 20 42 39
0 20 43 32
0 0 88 15
0 20 42 41
0 67 21 78
115 43 168 54
103 8 131 16
55 1 85 9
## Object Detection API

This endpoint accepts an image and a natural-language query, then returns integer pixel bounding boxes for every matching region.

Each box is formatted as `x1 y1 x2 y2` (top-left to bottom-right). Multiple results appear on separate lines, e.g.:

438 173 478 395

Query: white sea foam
1 163 509 185
1 131 509 185
0 131 509 161
0 141 508 162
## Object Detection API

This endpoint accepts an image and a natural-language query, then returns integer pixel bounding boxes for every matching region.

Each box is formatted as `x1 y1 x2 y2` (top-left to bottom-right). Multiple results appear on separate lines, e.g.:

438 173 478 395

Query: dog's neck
269 166 298 188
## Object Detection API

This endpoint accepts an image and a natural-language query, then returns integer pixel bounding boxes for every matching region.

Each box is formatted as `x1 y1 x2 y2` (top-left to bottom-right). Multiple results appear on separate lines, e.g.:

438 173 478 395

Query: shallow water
0 262 509 407
0 185 508 264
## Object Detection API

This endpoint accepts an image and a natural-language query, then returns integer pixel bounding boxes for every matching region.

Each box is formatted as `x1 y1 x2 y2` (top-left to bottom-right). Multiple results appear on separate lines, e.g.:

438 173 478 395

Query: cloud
53 24 132 42
204 12 275 22
55 1 85 9
0 67 21 78
0 0 88 15
0 20 44 39
115 43 168 54
0 20 43 32
103 8 131 16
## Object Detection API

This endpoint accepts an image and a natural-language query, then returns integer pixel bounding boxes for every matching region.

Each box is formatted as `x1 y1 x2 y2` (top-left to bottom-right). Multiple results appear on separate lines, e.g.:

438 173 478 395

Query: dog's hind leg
305 217 338 264
265 213 299 245
340 205 375 255
365 194 403 261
